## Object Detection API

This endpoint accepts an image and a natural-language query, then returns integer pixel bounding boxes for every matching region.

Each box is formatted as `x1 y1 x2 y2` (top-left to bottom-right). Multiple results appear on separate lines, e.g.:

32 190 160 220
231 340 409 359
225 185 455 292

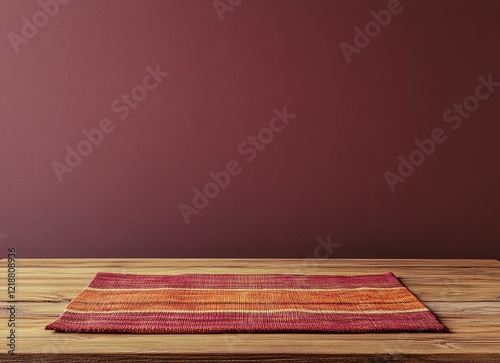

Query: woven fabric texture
45 272 448 333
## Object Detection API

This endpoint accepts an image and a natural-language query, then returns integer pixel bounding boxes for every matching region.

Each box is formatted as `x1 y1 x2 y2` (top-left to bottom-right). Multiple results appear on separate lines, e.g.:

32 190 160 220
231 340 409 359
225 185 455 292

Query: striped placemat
45 272 448 333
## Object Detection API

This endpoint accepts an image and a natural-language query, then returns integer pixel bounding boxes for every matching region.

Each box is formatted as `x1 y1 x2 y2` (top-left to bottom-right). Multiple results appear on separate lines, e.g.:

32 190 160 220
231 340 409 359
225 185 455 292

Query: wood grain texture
1 259 499 362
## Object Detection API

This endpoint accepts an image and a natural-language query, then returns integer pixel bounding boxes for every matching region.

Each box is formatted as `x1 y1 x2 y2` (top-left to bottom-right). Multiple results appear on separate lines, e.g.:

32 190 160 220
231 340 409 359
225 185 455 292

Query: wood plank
2 266 499 279
7 314 500 334
6 275 498 285
0 278 500 302
3 353 500 363
4 323 500 357
4 300 500 334
0 285 500 303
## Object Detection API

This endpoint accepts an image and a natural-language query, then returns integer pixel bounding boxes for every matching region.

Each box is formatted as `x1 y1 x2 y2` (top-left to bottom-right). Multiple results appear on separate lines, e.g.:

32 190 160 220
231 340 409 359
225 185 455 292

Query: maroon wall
1 0 499 258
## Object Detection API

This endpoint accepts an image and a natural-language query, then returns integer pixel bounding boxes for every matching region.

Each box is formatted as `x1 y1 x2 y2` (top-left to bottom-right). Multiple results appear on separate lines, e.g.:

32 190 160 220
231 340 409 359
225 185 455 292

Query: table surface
1 258 499 362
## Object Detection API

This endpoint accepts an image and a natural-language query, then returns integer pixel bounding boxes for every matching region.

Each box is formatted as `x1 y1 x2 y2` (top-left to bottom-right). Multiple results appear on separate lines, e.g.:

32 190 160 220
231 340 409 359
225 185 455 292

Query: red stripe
45 311 448 333
89 272 402 289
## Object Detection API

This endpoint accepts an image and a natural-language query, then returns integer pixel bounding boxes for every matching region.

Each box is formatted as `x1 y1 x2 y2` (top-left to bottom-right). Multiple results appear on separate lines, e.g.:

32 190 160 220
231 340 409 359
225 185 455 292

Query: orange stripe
85 286 403 292
64 307 430 315
68 288 421 311
68 300 426 312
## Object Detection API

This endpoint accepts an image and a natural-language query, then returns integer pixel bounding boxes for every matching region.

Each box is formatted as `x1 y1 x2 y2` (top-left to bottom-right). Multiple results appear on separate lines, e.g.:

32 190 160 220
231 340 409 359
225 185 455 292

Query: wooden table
1 259 499 362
